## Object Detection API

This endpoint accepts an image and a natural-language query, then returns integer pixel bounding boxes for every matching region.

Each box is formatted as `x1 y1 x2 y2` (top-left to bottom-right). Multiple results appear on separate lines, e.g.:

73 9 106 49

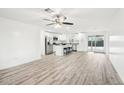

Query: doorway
88 35 104 53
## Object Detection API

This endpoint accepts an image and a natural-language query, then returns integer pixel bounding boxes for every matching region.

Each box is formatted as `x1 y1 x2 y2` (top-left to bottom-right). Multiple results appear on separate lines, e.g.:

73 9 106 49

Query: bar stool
68 47 70 54
70 47 72 52
63 48 67 55
66 47 70 54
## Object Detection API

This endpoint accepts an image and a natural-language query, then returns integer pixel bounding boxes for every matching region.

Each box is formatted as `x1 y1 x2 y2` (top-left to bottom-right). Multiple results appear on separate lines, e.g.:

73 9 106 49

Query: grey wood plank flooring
0 52 123 85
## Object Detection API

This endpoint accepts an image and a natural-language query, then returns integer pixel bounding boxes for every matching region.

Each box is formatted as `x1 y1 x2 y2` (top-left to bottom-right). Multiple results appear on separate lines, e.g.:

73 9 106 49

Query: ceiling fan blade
62 22 74 25
43 19 55 22
46 23 56 26
45 8 54 13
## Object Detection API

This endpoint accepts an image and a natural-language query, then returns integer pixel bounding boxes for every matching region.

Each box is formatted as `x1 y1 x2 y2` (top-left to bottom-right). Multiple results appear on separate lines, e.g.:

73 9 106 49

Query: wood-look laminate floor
0 52 123 85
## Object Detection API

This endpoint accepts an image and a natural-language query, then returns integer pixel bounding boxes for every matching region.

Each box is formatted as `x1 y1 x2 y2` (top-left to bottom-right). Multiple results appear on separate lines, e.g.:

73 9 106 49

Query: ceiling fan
43 8 74 28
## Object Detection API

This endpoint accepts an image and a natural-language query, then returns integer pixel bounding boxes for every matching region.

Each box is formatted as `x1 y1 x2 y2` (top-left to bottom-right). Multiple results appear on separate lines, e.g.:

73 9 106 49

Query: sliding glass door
88 35 104 53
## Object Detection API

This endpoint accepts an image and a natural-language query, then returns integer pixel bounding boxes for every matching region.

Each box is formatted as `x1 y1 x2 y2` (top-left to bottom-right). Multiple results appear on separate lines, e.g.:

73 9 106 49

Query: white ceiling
0 8 121 33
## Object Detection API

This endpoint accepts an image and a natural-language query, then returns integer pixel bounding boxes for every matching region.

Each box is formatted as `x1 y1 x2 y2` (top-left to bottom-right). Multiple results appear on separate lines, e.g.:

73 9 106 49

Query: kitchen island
53 43 78 56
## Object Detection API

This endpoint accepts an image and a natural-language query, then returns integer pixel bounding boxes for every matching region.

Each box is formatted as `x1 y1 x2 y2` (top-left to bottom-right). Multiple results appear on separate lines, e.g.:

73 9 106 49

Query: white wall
109 33 124 82
40 30 45 55
0 17 42 70
77 33 88 52
109 9 124 82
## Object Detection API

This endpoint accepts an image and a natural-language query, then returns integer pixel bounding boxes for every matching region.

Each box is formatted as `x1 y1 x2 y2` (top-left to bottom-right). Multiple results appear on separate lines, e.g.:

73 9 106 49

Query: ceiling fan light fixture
44 8 74 27
59 17 65 22
55 24 61 28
